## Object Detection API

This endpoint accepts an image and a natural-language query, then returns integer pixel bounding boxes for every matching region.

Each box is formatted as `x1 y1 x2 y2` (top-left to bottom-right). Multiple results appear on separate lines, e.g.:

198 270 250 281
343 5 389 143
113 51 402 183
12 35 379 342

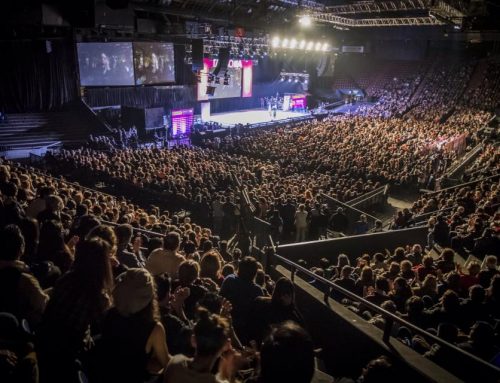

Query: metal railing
100 219 166 238
423 172 500 196
445 142 484 180
272 251 500 380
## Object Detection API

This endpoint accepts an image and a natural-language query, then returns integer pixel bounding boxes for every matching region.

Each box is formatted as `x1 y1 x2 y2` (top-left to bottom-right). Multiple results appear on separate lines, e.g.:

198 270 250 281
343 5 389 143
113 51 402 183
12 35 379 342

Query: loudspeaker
192 39 203 71
206 86 216 96
213 47 229 76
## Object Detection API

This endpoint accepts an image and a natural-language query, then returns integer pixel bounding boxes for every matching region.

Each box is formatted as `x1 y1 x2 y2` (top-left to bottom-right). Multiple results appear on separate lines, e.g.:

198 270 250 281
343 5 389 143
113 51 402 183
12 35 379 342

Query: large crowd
1 53 499 383
302 242 500 375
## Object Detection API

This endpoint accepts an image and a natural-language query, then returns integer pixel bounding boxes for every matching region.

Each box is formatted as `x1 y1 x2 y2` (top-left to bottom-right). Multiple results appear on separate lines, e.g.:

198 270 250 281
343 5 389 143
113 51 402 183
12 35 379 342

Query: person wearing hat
96 268 170 383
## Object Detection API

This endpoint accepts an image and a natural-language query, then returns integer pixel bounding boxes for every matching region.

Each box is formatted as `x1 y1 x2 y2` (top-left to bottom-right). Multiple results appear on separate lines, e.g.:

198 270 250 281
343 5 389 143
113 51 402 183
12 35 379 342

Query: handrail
445 142 483 179
272 252 500 377
424 172 500 196
349 185 388 209
80 98 113 133
411 206 454 222
24 163 118 200
320 192 379 223
100 219 166 238
346 184 387 206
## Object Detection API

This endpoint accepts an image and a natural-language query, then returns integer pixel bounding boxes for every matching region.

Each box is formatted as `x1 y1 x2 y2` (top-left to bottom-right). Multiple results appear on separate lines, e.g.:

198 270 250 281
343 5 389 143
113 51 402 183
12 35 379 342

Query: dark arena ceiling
0 0 498 39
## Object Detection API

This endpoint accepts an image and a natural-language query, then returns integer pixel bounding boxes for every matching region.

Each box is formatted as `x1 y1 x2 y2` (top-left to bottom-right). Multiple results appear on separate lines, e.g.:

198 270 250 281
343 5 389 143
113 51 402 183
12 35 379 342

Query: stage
205 109 310 127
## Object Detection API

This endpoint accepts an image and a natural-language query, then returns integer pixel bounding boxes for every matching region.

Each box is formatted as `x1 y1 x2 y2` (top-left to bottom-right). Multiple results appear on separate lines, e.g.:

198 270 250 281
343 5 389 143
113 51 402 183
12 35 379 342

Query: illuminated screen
133 42 175 85
291 94 307 109
197 59 253 100
171 108 194 137
77 42 134 86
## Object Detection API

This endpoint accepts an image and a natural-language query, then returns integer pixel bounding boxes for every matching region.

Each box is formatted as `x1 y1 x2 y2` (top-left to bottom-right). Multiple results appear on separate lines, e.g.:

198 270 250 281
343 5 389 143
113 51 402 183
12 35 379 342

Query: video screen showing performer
77 43 134 86
133 42 175 85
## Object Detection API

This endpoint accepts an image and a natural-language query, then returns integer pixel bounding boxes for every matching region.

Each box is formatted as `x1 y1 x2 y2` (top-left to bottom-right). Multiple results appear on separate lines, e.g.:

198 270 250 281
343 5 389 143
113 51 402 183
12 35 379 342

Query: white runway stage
205 109 309 127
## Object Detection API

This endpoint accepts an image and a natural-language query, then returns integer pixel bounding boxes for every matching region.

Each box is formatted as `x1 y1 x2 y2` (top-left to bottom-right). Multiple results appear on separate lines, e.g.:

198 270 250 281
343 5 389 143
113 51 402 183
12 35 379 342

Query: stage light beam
322 43 329 52
315 42 322 51
290 38 297 49
272 36 280 48
306 41 314 50
299 15 312 27
299 40 306 49
282 38 289 48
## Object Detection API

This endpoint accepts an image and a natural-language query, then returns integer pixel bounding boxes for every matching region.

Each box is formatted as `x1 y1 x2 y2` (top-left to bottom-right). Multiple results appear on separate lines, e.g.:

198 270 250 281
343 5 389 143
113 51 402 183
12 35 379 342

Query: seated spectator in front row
0 225 48 327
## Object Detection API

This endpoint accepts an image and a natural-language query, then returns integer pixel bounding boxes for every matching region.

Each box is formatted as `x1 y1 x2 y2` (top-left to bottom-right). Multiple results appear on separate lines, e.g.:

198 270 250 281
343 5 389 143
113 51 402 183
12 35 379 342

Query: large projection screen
133 42 175 85
77 42 134 86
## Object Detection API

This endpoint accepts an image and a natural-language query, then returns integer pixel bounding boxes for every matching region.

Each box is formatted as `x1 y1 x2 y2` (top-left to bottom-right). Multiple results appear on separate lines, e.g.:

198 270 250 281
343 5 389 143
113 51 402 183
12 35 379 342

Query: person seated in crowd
36 238 113 382
114 224 146 268
0 312 38 383
249 277 304 345
147 232 186 278
0 225 48 327
248 321 315 383
163 308 231 383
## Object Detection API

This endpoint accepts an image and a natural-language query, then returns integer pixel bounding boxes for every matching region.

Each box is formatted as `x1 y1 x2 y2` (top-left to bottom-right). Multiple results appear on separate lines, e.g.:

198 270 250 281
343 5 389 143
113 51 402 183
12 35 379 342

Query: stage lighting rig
203 35 269 60
280 71 310 85
299 15 312 27
272 36 331 53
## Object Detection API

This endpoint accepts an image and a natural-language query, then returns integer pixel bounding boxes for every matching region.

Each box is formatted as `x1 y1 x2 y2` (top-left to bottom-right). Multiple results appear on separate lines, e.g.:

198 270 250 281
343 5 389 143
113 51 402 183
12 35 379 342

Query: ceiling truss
306 0 466 28
308 13 446 28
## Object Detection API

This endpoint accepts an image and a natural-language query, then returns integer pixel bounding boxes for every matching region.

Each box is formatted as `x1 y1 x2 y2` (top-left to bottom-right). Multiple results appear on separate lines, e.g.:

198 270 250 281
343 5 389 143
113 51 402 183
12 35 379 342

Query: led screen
171 108 194 137
77 42 134 86
133 42 175 85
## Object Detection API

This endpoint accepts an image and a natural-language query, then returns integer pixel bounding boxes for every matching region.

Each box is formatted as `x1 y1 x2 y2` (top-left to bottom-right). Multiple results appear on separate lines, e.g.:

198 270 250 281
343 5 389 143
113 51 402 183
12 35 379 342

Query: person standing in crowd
94 268 170 383
220 257 264 344
329 207 349 237
294 204 308 242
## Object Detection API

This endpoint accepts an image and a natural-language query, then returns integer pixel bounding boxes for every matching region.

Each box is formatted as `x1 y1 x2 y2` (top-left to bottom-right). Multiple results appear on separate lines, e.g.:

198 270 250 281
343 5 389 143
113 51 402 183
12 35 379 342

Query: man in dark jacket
329 207 349 237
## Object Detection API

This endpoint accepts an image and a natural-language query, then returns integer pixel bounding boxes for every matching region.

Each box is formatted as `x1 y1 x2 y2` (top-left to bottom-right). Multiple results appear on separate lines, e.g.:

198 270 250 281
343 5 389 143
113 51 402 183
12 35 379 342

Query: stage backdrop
0 39 78 113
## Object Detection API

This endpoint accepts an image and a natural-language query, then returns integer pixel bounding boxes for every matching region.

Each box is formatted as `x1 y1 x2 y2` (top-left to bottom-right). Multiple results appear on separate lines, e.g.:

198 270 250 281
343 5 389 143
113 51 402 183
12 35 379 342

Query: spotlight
306 41 314 50
280 75 285 81
290 38 297 49
315 42 322 51
304 78 308 84
288 77 292 82
272 36 280 48
299 40 306 49
282 38 289 48
322 43 329 52
299 15 312 27
294 77 299 83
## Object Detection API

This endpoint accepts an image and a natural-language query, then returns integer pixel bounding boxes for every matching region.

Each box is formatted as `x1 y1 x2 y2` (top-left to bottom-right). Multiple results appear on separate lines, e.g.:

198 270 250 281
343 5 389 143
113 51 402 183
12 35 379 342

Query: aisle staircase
0 102 110 159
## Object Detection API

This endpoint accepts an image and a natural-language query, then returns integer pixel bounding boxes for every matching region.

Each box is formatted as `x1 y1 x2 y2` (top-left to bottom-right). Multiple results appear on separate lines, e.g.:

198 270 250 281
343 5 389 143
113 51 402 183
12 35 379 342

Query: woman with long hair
37 220 73 273
37 238 114 383
355 266 375 297
249 277 305 345
199 250 224 286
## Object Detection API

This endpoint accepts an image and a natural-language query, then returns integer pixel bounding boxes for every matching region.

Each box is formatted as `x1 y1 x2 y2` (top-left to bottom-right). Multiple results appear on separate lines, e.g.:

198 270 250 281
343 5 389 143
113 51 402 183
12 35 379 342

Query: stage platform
206 109 310 127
